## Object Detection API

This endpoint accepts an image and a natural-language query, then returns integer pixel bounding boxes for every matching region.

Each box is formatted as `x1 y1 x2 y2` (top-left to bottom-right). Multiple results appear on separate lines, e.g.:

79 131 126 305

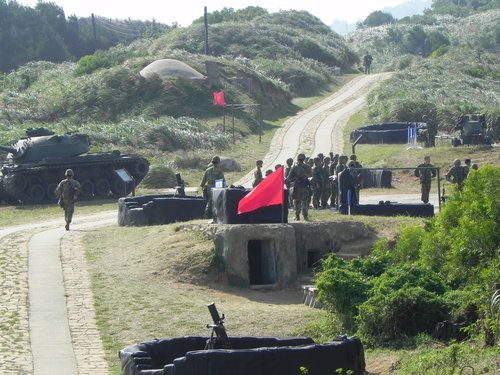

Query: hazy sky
18 0 409 26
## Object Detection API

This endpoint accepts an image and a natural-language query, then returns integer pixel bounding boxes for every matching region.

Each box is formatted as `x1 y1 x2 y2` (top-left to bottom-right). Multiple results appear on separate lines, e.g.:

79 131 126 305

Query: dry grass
85 224 323 374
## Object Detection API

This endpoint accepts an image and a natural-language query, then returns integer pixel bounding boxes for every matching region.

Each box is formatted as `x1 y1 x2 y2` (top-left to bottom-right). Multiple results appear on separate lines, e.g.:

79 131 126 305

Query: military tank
0 128 149 204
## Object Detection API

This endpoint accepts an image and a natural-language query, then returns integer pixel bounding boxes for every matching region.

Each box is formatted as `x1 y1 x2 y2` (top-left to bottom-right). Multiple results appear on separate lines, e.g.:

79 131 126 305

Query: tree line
0 0 167 73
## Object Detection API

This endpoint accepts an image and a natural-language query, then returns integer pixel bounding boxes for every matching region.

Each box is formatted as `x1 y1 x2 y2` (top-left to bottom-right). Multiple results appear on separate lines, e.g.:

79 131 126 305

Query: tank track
1 155 149 205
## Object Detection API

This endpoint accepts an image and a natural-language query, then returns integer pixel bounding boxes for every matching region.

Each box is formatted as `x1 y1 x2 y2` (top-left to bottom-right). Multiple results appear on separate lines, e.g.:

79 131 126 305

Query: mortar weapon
206 303 232 349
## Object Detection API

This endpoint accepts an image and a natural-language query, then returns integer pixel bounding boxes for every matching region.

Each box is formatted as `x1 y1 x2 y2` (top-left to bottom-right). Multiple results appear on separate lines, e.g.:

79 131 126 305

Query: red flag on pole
238 166 284 214
213 91 226 106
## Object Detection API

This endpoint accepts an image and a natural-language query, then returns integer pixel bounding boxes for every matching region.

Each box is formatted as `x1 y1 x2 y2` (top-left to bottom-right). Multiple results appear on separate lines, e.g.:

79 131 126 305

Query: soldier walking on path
446 159 467 191
200 156 225 219
252 160 263 187
414 156 437 204
363 53 373 74
286 153 312 221
55 169 81 230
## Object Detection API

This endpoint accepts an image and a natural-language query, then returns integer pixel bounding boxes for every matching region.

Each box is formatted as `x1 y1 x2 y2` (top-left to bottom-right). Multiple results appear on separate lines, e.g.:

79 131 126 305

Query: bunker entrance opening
307 250 321 269
247 239 277 285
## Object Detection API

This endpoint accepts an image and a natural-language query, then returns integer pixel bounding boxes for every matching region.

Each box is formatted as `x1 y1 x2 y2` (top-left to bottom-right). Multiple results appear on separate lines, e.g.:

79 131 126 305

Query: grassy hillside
347 8 500 139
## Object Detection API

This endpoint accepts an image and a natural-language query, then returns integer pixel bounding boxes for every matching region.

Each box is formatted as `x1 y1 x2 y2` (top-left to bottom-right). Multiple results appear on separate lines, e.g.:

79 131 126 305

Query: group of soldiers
251 153 364 221
415 156 478 204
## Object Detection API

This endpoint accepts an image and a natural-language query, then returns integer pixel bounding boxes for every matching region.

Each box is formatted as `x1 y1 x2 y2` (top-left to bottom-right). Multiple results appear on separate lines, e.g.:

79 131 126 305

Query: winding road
0 73 394 375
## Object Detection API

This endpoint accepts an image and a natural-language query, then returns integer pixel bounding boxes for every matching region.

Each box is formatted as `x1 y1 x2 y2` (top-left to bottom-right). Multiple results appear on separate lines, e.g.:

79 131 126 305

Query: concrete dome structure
139 59 206 80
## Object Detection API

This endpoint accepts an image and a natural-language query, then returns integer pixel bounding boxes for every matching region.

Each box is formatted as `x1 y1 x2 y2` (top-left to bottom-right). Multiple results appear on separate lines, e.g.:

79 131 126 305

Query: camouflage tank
0 128 149 204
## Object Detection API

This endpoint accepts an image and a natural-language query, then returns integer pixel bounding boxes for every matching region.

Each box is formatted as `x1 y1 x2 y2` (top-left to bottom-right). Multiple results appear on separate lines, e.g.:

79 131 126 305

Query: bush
357 286 449 345
316 255 371 331
74 55 111 76
141 164 177 188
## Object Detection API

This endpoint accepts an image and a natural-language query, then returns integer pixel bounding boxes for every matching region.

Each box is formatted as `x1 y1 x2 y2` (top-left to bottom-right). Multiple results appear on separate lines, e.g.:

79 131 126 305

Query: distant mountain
331 0 432 35
382 0 432 19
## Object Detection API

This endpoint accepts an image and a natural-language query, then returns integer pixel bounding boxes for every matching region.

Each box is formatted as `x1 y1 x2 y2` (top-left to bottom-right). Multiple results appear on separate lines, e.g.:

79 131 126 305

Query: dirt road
236 73 392 187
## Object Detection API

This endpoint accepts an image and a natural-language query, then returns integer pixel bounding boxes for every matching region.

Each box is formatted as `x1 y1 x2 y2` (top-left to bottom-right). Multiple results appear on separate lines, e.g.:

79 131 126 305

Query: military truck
452 114 492 146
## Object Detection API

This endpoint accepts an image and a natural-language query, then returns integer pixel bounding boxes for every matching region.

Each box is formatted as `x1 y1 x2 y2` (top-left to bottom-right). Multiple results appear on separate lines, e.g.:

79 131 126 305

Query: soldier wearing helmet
200 156 225 219
284 157 295 209
55 169 81 230
446 159 467 190
286 153 312 220
349 154 363 203
253 160 263 187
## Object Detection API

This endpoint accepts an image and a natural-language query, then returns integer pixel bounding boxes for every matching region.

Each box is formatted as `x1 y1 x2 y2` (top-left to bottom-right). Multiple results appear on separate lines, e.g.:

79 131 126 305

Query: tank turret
0 128 149 204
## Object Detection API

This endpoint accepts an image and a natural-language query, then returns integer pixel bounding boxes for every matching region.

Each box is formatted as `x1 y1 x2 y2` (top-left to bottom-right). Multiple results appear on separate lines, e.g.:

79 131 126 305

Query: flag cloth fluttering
213 91 226 106
237 166 284 214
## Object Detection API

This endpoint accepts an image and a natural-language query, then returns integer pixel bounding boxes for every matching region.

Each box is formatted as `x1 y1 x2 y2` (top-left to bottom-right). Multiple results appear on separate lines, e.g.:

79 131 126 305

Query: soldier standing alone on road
286 153 312 221
55 169 81 230
200 156 225 219
414 156 437 204
363 53 373 74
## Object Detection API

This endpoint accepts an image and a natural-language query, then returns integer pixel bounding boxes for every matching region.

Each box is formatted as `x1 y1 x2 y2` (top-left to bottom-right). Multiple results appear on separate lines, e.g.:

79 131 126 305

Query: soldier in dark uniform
200 156 225 218
338 162 357 212
286 153 312 221
252 160 263 187
415 156 436 204
55 169 81 230
446 159 467 191
363 53 373 74
329 154 339 207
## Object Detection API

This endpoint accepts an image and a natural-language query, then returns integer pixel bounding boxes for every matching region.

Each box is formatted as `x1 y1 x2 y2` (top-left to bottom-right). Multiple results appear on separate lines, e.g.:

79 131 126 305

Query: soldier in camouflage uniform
284 157 294 209
252 160 263 187
286 153 312 220
446 159 467 191
414 156 436 204
349 154 363 203
55 169 81 230
311 157 323 209
321 156 332 208
200 156 225 218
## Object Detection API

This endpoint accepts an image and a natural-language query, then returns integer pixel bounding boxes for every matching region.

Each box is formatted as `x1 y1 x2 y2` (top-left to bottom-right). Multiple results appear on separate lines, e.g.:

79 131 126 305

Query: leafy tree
360 11 395 28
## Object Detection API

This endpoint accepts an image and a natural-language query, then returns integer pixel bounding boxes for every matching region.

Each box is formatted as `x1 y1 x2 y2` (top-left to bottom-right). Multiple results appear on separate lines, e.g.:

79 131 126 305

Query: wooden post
204 7 209 55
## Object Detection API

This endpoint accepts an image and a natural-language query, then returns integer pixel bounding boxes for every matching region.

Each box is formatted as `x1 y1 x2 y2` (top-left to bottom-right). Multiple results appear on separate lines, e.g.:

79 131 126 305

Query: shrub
141 164 177 188
357 286 449 345
74 55 111 76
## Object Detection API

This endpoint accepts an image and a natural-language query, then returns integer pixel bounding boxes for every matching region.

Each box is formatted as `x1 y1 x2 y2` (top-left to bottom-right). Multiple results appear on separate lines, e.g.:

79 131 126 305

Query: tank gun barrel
0 145 17 154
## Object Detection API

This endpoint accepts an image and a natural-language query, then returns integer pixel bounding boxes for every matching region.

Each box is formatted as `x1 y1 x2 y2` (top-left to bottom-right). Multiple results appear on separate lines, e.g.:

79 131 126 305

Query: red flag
238 166 284 214
213 91 226 106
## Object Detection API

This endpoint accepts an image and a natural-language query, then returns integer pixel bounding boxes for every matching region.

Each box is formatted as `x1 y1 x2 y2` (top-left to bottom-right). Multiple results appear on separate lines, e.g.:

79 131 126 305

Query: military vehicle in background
0 128 149 204
452 114 492 146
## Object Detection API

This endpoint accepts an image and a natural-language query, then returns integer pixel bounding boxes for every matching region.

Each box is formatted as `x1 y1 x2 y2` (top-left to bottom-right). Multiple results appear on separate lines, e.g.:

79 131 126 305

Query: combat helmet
211 156 221 164
297 153 306 161
65 168 74 177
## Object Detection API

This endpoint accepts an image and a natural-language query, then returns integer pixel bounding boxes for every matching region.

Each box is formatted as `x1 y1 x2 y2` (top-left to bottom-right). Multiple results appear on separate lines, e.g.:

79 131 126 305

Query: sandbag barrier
350 122 426 144
118 195 206 226
119 336 365 375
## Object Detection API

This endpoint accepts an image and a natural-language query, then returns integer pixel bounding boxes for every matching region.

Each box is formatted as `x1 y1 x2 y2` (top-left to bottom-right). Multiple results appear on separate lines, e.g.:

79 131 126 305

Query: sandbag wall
118 195 206 226
119 336 365 375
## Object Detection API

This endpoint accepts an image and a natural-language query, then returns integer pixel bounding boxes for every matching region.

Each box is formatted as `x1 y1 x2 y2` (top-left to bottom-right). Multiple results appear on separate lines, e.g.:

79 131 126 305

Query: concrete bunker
192 221 376 289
